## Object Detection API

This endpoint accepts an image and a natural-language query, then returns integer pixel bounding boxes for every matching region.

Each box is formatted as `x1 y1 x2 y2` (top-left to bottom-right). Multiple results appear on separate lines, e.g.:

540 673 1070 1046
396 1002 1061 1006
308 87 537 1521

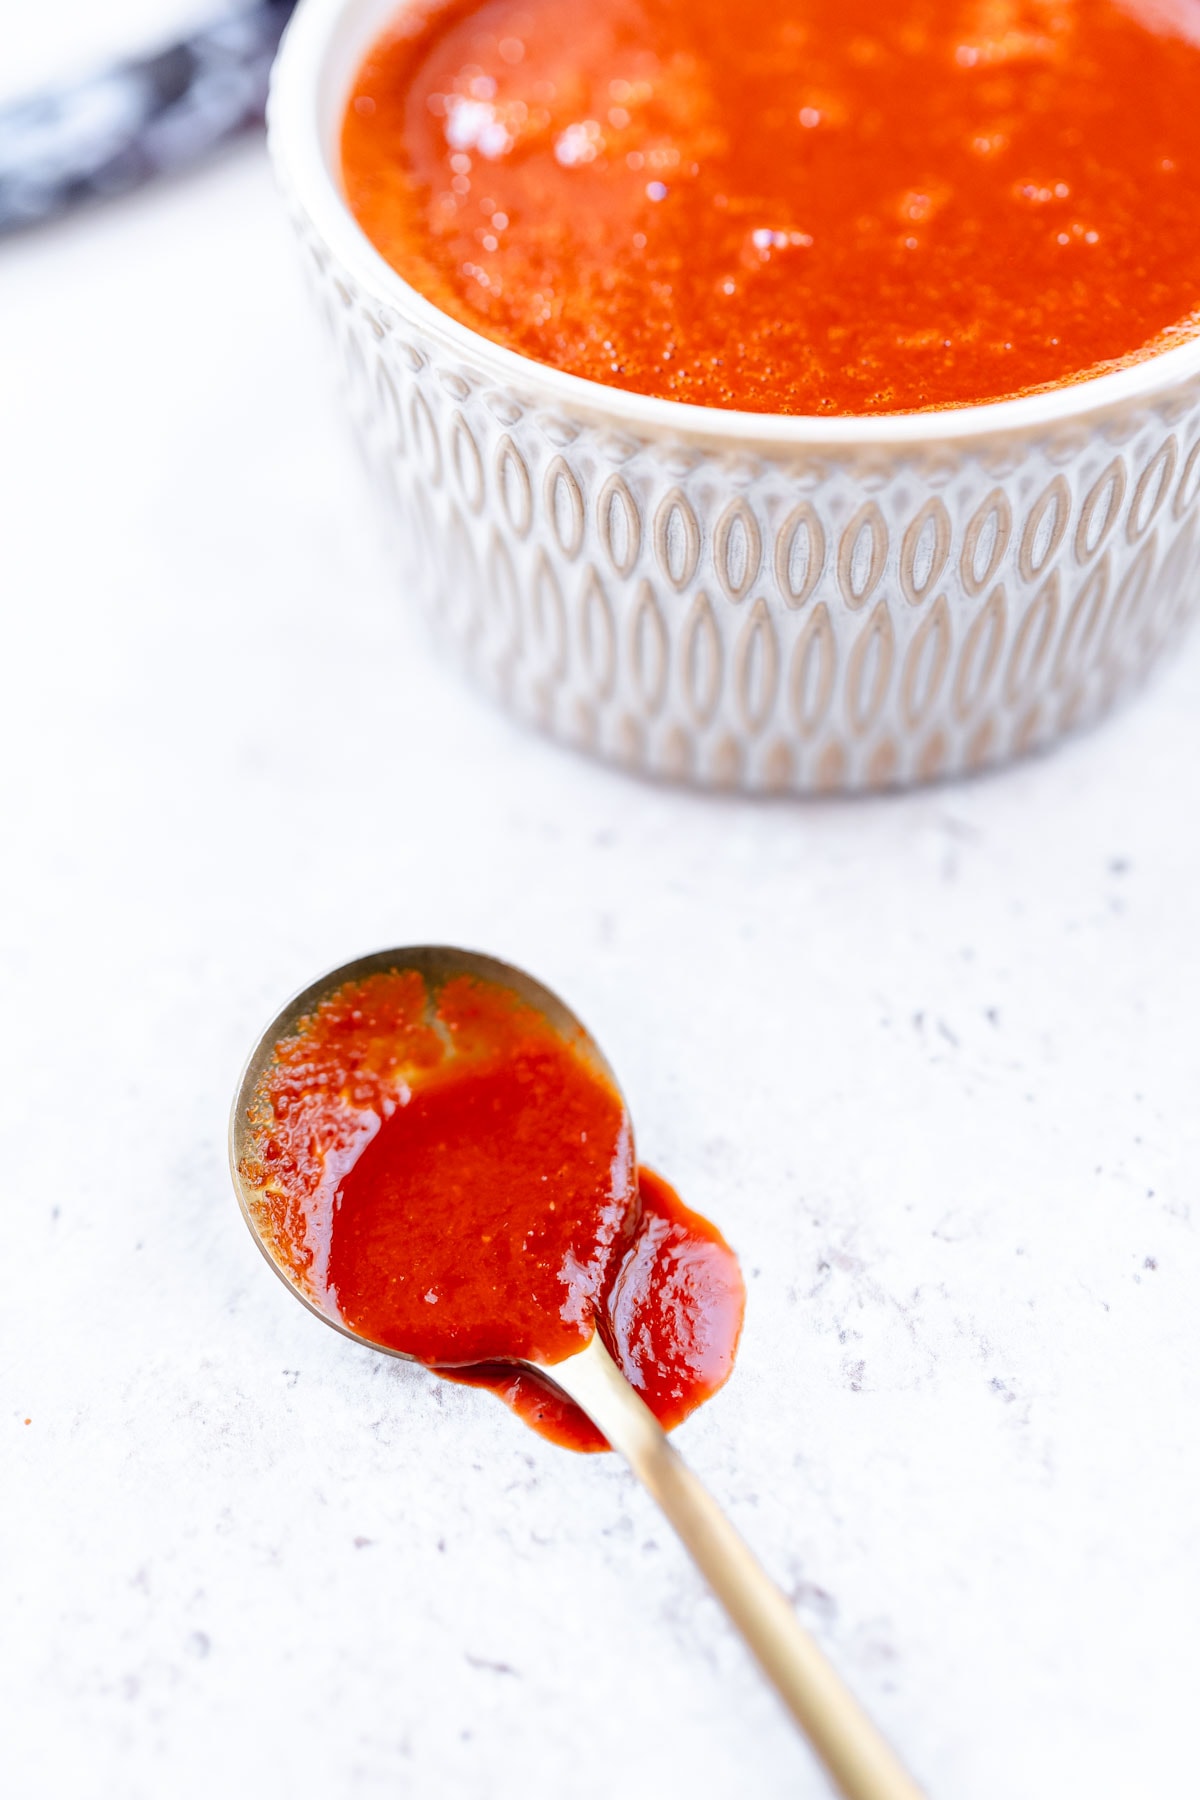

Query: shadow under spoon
229 945 924 1800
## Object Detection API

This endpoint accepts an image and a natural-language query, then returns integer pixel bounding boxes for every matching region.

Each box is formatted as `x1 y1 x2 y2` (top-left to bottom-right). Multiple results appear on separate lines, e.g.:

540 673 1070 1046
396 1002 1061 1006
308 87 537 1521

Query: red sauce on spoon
239 969 743 1450
341 0 1200 414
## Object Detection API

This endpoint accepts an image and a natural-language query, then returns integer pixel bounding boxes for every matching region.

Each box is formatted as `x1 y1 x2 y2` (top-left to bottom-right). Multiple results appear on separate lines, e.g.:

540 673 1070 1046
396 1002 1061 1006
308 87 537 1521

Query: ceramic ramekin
269 0 1200 792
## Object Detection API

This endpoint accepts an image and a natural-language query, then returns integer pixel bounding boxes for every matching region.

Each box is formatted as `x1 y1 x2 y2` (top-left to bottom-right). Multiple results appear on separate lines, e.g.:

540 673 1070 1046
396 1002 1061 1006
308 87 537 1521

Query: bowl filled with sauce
270 0 1200 790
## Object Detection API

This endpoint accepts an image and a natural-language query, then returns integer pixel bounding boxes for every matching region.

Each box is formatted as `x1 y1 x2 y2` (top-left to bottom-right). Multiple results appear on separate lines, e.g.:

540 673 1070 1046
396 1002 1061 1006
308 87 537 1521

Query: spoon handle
549 1335 925 1800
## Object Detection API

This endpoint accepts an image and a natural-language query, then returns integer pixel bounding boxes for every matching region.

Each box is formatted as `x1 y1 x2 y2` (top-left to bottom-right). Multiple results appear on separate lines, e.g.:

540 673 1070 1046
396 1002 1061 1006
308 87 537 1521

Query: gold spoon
229 946 924 1800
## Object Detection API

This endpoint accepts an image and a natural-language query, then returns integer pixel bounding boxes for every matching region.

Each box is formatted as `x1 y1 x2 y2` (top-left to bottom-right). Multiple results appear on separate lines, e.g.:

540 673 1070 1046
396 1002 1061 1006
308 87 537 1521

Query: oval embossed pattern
774 502 826 609
901 593 952 729
837 501 888 610
409 389 443 487
654 489 701 592
681 591 724 728
1006 573 1060 706
579 566 617 698
599 474 642 579
545 456 585 561
790 602 837 741
1019 474 1070 583
714 497 762 603
1075 457 1127 563
485 531 522 667
1151 512 1199 647
961 488 1012 596
1127 437 1176 544
294 203 1200 794
496 435 533 538
439 503 478 645
900 497 951 607
734 600 780 736
629 579 670 716
1174 435 1200 519
374 360 406 457
1055 555 1111 688
845 600 895 738
450 412 485 514
1103 534 1158 674
529 550 568 679
954 584 1007 720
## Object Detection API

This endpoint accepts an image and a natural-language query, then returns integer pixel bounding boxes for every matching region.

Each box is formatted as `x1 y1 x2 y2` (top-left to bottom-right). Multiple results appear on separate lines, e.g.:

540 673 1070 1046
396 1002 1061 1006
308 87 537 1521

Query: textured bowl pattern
280 181 1200 792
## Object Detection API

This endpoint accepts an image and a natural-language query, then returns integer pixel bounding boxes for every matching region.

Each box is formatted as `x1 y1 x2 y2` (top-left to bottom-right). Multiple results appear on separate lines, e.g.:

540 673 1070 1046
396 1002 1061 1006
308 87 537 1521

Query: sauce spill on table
341 0 1200 414
240 969 743 1450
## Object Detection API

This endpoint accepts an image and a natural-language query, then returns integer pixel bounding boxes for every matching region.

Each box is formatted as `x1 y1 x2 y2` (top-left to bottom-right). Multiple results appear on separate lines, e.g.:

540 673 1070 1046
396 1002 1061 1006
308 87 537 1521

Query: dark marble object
0 1 298 234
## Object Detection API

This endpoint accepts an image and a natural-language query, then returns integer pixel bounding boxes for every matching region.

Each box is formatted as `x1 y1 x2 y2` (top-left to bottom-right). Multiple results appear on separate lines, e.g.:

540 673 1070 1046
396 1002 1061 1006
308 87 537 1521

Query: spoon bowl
229 944 626 1358
230 946 924 1800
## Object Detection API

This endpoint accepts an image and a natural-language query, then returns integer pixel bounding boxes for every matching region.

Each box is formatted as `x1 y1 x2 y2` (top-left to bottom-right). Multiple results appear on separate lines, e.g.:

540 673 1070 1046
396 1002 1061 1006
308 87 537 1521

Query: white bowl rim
271 0 1200 451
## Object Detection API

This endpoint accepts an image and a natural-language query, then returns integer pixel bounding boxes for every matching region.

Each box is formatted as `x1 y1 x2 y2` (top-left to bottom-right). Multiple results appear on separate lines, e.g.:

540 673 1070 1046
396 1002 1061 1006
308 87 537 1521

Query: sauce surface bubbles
341 0 1200 414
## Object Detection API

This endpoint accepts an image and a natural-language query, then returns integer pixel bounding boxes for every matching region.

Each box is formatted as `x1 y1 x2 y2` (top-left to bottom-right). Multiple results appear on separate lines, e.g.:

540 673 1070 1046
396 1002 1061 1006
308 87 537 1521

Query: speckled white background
3 6 1200 1796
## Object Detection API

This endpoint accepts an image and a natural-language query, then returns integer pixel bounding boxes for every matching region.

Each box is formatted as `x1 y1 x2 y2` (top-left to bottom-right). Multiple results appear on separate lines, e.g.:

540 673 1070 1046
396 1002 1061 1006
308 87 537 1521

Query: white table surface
4 6 1199 1796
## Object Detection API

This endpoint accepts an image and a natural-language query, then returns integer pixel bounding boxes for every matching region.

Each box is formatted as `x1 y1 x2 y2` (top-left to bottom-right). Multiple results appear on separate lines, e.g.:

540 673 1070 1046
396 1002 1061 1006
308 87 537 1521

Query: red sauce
341 0 1200 415
240 969 743 1450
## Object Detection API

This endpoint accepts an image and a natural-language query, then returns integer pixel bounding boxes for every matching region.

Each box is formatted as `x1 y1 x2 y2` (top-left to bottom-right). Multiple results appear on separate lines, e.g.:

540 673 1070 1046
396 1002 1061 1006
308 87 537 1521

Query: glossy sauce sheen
241 971 743 1450
342 0 1200 414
